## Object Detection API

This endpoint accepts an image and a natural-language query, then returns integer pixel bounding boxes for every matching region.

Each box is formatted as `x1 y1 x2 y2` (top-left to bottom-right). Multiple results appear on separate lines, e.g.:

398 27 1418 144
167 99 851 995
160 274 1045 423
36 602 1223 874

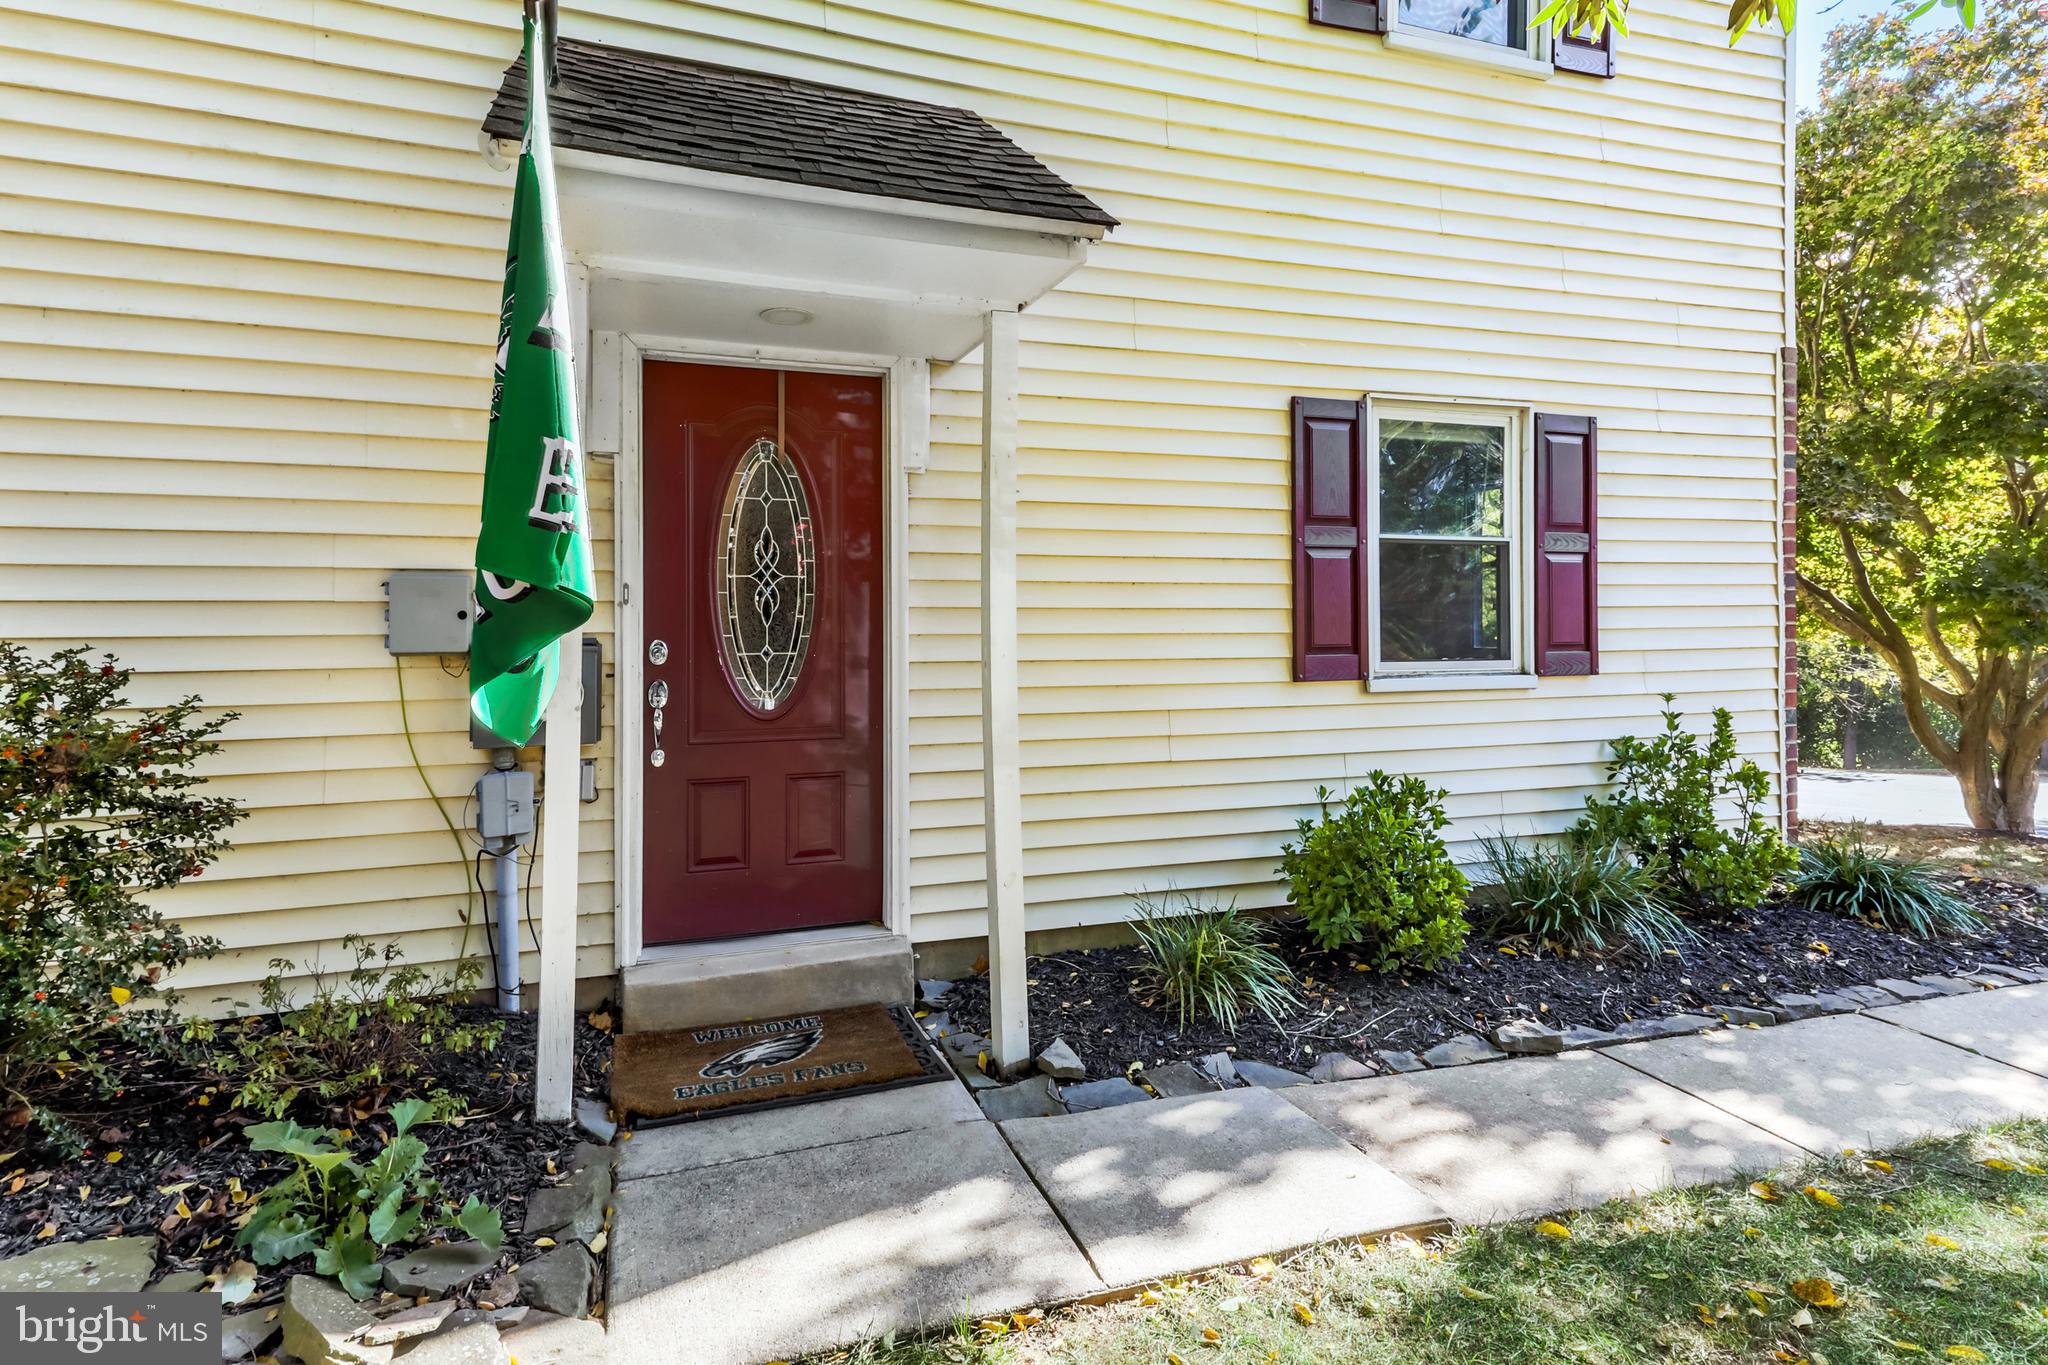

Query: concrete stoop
619 925 913 1032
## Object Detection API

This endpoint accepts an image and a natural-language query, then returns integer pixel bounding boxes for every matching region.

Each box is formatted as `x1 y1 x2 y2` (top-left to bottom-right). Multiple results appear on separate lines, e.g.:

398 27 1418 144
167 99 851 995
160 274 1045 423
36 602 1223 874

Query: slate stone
1196 1052 1239 1088
918 1010 953 1038
220 1305 280 1362
1559 1025 1623 1050
939 1030 999 1088
1769 993 1830 1022
522 1159 612 1244
1713 1005 1776 1027
0 1235 156 1292
1976 963 2034 984
515 1244 594 1319
1491 1019 1565 1055
358 1300 457 1347
2001 964 2048 984
917 978 956 1006
1307 1052 1375 1082
1613 1014 1718 1042
148 1269 206 1293
1232 1059 1312 1088
1818 985 1901 1011
1035 1037 1086 1081
497 1311 607 1365
1138 1061 1220 1097
976 1074 1066 1120
570 1141 613 1175
479 1271 519 1308
387 1317 506 1365
1960 972 2010 990
282 1274 390 1365
382 1240 501 1297
572 1095 616 1144
1912 975 1978 997
1420 1035 1507 1068
1372 1049 1428 1073
1873 978 1942 1003
1060 1077 1151 1110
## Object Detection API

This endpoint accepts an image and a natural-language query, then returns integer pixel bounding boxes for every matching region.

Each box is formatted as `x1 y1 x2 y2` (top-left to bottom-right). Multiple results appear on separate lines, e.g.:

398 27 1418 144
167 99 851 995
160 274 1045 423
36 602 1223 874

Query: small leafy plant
188 935 501 1120
1571 697 1797 913
238 1097 503 1299
1796 825 1981 939
1278 773 1470 969
1 644 238 1144
1479 833 1697 955
1129 890 1297 1033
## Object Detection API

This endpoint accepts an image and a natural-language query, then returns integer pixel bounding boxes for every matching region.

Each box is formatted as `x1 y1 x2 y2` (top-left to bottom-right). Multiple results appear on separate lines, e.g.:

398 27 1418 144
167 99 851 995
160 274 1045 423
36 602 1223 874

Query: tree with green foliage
1793 8 2048 832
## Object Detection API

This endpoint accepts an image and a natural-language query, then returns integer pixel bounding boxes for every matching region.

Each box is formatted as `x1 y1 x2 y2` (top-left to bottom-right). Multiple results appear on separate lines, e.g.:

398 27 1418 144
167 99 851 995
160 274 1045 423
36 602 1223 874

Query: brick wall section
1782 344 1800 834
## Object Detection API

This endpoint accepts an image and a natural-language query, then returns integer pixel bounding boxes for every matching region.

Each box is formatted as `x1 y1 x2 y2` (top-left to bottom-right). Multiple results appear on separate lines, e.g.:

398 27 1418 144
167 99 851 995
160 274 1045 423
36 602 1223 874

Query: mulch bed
945 876 2048 1081
0 1005 615 1305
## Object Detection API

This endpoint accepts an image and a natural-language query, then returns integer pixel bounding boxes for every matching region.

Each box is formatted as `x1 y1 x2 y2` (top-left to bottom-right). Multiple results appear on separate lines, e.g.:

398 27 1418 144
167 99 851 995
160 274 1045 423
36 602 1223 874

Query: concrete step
620 927 914 1033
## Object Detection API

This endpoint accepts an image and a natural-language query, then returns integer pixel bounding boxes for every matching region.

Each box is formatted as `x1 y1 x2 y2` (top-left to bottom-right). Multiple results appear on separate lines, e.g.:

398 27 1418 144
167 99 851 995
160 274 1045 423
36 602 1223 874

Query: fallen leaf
1943 1349 1986 1361
1925 1234 1961 1251
1292 1301 1315 1324
532 1237 556 1249
1247 1256 1277 1279
1534 1220 1572 1240
1746 1288 1771 1312
1802 1186 1842 1209
1457 1286 1494 1302
1750 1181 1781 1202
1138 1290 1162 1307
1886 1343 1923 1354
1866 1159 1894 1173
1217 1297 1245 1313
213 1261 256 1306
34 1224 55 1240
1789 1307 1814 1329
587 1010 613 1032
1201 1327 1221 1342
109 986 132 1006
1808 940 1830 954
1744 1227 1764 1238
587 1230 607 1254
1791 1279 1843 1309
1982 1158 2016 1171
103 1151 121 1164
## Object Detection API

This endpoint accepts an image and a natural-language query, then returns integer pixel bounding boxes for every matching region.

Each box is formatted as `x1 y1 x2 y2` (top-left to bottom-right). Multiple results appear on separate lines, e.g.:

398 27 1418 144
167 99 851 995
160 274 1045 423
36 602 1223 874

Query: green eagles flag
469 12 594 746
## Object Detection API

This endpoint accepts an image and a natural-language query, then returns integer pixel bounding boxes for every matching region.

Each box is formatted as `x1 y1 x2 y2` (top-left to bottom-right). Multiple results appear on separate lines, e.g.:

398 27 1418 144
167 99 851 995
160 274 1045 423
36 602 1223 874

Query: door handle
647 672 668 768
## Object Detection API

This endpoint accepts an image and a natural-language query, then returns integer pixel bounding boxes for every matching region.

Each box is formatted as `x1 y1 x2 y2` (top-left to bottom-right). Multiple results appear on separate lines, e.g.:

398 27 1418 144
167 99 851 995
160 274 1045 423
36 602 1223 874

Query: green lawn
815 1123 2048 1365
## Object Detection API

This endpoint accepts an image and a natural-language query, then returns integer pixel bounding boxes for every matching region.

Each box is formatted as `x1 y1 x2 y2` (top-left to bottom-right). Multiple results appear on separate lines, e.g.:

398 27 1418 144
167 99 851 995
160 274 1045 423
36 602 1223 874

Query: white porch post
535 630 583 1122
980 308 1029 1074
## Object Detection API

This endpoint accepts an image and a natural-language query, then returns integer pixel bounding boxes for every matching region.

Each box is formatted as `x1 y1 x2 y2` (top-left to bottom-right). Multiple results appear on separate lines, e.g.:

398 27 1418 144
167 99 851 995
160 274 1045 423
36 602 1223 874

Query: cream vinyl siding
0 0 1788 981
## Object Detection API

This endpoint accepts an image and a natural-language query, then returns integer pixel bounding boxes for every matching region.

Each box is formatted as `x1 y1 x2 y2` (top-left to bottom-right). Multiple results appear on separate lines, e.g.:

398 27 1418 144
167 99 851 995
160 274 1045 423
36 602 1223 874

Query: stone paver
606 1118 1100 1365
1284 1050 1800 1224
1608 1011 2048 1155
617 1078 978 1179
1870 982 2048 1077
998 1087 1444 1287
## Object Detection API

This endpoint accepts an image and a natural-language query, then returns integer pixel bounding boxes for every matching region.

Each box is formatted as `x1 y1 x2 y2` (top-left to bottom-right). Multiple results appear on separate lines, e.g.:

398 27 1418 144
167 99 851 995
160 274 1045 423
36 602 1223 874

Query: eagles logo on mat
609 1003 949 1125
699 1026 824 1079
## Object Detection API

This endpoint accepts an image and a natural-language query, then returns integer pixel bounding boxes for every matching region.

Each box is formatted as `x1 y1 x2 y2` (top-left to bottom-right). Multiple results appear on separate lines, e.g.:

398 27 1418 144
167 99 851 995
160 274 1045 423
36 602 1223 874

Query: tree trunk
1957 755 2041 834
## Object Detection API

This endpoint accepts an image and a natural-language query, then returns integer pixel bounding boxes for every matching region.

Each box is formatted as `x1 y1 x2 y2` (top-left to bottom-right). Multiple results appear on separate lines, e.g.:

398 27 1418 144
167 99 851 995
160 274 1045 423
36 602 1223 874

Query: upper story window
1397 0 1523 49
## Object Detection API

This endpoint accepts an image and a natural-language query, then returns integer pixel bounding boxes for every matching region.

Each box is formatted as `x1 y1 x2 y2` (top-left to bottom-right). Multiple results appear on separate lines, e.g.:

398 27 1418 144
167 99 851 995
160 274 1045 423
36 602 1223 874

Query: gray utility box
383 570 474 654
471 635 603 749
475 767 536 842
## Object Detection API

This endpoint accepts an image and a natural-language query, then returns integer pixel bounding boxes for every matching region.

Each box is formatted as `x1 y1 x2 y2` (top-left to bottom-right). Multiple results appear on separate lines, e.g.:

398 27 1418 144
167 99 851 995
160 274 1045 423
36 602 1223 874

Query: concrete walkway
603 983 2048 1365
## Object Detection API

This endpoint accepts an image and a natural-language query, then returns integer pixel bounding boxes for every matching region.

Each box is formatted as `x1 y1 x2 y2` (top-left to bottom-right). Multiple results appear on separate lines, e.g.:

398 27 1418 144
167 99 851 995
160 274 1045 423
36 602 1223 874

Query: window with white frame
1396 0 1528 49
1370 402 1523 675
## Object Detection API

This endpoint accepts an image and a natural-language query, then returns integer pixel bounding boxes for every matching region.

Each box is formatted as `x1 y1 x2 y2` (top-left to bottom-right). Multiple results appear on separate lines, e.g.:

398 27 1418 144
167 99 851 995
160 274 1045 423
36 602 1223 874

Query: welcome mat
611 1002 949 1125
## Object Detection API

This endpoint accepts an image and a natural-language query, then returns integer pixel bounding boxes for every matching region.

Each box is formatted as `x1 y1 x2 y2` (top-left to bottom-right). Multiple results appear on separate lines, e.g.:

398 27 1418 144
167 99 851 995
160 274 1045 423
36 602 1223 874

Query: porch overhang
553 148 1101 359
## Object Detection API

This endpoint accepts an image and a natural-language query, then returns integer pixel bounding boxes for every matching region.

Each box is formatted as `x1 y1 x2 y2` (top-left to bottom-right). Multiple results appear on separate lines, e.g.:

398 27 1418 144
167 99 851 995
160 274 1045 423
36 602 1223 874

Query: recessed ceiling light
758 307 814 326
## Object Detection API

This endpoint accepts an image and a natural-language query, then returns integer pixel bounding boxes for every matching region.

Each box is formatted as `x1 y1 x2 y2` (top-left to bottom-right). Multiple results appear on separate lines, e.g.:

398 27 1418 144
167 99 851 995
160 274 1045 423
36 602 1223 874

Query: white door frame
607 330 924 967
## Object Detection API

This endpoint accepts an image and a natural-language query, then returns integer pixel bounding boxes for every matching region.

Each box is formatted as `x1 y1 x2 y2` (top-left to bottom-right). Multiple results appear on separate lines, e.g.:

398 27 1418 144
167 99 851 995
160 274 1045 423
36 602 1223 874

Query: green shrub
1571 697 1798 912
0 644 238 1144
1796 825 1981 938
238 1097 503 1299
1479 833 1697 954
1129 890 1297 1032
188 935 502 1120
1278 774 1470 968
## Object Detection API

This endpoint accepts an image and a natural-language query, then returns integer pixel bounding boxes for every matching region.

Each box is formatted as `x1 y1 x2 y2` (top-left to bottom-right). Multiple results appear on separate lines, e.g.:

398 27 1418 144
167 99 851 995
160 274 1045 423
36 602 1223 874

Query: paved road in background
1802 768 2048 836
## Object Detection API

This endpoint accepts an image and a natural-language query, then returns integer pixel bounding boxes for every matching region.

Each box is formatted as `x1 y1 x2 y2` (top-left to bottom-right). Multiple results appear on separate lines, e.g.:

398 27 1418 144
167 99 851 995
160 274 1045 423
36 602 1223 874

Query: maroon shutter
1553 25 1617 78
1309 0 1387 34
1291 397 1369 681
1533 413 1599 676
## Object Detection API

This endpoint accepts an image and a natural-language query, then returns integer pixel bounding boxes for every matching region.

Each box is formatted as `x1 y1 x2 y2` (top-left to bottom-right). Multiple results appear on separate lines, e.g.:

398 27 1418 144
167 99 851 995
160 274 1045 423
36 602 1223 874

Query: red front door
640 361 884 943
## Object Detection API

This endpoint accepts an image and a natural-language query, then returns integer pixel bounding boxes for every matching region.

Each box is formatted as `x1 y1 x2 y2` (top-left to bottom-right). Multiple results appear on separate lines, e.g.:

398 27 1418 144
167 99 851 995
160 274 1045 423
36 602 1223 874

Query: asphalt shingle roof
483 38 1116 230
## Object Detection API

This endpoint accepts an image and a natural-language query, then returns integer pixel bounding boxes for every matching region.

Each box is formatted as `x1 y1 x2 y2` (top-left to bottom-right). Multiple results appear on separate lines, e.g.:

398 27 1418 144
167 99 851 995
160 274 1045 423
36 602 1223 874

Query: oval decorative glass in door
714 437 817 714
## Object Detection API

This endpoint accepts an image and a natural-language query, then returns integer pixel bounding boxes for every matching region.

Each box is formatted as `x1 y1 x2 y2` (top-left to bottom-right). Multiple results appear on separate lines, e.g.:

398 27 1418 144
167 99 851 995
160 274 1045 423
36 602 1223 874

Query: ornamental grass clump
1572 696 1798 913
0 643 239 1145
1479 833 1698 955
1278 773 1469 969
1129 890 1296 1033
1796 824 1981 939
